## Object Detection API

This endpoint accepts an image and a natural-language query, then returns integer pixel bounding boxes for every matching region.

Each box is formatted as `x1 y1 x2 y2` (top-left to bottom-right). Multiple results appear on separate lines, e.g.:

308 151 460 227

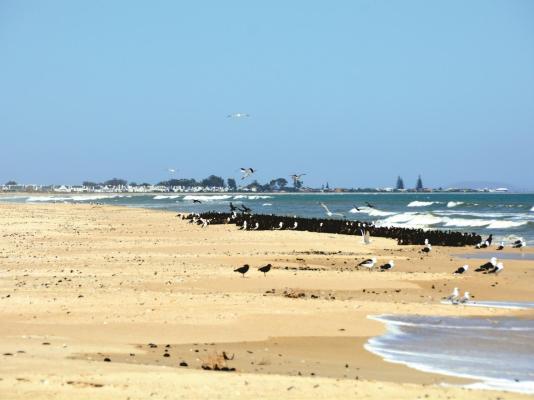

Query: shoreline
1 203 533 399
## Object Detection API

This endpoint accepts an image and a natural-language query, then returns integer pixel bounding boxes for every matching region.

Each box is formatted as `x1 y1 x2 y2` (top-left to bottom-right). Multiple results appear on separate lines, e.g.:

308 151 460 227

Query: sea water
366 314 534 394
2 192 534 242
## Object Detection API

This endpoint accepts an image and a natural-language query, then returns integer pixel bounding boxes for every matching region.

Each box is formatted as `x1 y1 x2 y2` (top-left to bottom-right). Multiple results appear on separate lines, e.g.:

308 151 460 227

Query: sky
1 0 533 189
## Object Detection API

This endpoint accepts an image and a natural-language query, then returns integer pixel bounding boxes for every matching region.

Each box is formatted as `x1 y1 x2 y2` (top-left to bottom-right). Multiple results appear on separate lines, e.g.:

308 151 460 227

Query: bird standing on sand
496 241 504 251
485 262 504 274
358 257 377 269
258 264 272 276
320 203 344 217
240 168 255 180
459 291 470 304
512 240 526 249
379 260 394 271
475 257 497 272
234 264 250 277
445 287 459 302
453 264 469 274
421 239 432 254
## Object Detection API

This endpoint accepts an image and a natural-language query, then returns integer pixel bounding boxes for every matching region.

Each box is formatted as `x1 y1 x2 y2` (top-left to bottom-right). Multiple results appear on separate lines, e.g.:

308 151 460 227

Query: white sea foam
153 195 181 200
446 201 464 208
407 201 437 207
182 195 232 201
262 203 272 206
531 206 534 212
233 195 273 200
26 194 128 202
349 207 396 217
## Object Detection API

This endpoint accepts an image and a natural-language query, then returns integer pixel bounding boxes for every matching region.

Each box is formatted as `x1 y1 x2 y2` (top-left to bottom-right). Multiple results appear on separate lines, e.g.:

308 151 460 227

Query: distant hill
446 181 531 192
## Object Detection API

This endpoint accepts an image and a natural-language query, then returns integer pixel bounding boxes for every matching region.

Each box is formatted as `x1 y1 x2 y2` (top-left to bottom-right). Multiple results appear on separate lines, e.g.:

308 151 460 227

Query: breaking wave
233 195 273 200
446 201 464 208
153 195 182 200
407 201 438 207
182 195 232 201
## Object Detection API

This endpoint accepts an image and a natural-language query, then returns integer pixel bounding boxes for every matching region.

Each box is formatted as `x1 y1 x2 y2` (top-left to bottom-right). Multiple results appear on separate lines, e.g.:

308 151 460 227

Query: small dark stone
179 361 188 367
163 353 170 357
103 357 111 362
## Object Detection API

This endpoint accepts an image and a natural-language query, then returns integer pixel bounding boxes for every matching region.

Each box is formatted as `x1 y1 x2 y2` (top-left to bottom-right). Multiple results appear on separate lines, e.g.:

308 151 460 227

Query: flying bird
291 173 306 183
365 202 375 208
453 264 469 274
192 199 202 204
379 260 394 271
227 112 250 119
258 264 272 276
320 203 344 217
358 257 377 269
239 204 252 213
475 257 497 272
234 264 250 277
240 168 255 179
229 202 237 212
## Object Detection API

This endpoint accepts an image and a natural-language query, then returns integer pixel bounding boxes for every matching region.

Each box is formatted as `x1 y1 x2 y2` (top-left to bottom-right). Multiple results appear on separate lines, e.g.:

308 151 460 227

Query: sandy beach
0 203 533 399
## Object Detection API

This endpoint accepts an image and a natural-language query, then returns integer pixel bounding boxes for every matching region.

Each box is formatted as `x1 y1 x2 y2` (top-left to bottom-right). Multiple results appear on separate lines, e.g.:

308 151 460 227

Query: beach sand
0 203 533 399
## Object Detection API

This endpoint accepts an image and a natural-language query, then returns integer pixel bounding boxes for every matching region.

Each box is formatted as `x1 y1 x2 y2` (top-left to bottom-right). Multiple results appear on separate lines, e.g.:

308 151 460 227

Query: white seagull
379 260 394 271
227 112 250 118
358 257 377 269
240 167 255 180
445 287 459 302
496 241 504 251
320 203 344 217
459 291 470 304
453 264 469 274
485 262 504 275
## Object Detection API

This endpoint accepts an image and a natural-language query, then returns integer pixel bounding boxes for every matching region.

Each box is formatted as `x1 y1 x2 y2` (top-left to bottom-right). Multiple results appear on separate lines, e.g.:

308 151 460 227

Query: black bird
485 234 493 246
475 257 497 272
365 202 375 208
453 264 469 274
512 240 526 248
193 199 202 204
229 202 237 212
353 205 361 212
496 241 504 250
379 260 395 271
234 264 249 277
258 264 272 276
240 204 252 213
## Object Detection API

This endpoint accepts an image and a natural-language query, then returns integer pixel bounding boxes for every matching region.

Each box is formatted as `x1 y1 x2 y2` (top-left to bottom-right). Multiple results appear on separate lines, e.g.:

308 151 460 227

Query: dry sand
0 203 533 399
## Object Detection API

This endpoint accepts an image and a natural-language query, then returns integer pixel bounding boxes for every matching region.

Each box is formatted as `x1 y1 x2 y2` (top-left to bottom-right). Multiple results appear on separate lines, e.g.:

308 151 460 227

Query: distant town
0 175 510 194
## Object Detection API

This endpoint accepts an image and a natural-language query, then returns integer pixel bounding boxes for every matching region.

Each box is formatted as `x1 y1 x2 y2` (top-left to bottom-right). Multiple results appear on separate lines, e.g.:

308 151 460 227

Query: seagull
379 260 394 271
258 264 272 277
241 220 248 230
365 202 375 208
251 222 259 230
320 203 344 217
352 205 361 212
476 241 489 249
459 291 470 304
240 168 255 179
475 257 497 272
288 221 298 230
445 287 459 302
227 112 250 118
291 173 306 183
496 241 504 251
453 264 469 274
274 221 283 230
485 262 504 274
229 202 237 212
192 199 202 204
240 204 252 213
421 240 432 254
485 234 493 246
234 264 250 277
512 240 526 249
358 257 377 269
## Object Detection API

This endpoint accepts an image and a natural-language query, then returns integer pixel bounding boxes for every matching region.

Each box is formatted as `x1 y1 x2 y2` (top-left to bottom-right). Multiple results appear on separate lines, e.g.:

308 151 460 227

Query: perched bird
289 221 298 230
379 260 395 271
358 257 377 269
445 287 459 302
241 220 248 230
475 257 497 272
234 264 250 277
251 222 259 230
459 291 470 304
476 241 489 249
274 221 283 230
421 240 432 254
485 262 504 274
453 264 469 274
485 234 493 246
496 241 504 251
320 202 344 217
240 168 255 179
258 264 272 276
512 240 526 249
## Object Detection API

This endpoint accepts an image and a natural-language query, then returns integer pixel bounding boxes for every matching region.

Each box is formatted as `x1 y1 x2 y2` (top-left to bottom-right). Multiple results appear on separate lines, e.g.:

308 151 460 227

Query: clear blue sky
1 0 533 188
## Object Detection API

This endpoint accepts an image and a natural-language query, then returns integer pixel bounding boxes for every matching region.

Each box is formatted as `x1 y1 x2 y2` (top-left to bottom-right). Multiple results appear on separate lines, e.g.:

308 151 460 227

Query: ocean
366 314 534 394
2 192 533 243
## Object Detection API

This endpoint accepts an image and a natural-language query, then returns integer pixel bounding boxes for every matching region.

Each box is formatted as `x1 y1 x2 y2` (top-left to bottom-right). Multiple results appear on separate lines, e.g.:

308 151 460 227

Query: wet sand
0 203 533 399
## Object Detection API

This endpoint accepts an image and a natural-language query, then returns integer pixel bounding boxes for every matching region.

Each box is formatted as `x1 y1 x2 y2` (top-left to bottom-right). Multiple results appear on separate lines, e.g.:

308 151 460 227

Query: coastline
1 203 533 399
